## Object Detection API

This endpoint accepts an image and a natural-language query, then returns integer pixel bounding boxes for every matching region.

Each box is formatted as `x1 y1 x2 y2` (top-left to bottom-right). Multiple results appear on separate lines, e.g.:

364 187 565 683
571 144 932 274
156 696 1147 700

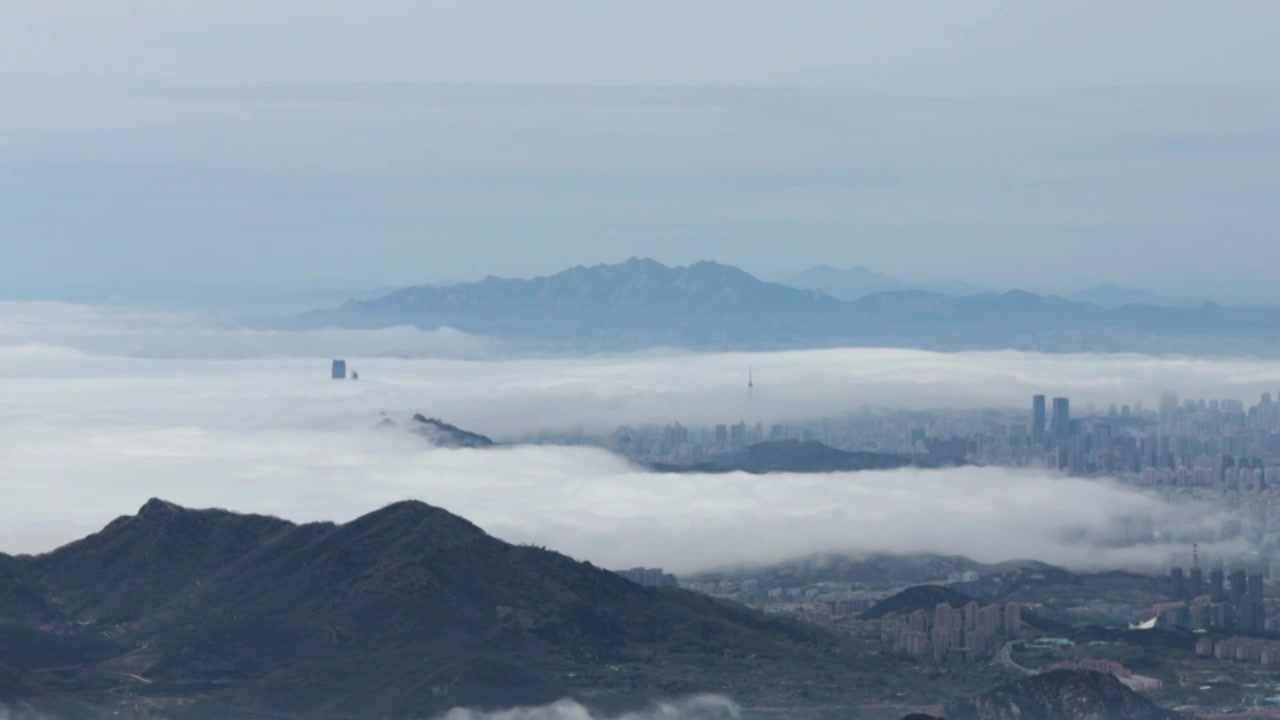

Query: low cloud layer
437 695 738 720
0 303 1263 572
0 302 502 360
7 302 1280 437
0 420 1239 572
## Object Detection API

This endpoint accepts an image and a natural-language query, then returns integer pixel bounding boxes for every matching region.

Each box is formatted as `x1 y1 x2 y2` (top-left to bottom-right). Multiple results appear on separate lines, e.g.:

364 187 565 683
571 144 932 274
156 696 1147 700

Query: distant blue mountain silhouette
296 258 1280 355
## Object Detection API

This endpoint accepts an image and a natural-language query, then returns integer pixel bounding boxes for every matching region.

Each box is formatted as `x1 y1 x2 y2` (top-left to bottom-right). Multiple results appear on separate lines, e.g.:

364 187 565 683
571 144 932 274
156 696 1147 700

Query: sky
0 302 1263 573
2 2 1280 303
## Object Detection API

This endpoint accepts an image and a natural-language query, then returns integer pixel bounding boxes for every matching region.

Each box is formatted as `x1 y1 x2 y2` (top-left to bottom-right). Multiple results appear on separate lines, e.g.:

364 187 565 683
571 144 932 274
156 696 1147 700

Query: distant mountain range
784 265 1199 309
296 258 1280 355
2 499 1021 719
784 264 992 301
688 552 1053 589
1063 282 1200 309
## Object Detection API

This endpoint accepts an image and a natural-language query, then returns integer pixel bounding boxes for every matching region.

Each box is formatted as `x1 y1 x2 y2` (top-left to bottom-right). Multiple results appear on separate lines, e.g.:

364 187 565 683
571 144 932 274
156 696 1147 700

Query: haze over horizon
5 2 1280 304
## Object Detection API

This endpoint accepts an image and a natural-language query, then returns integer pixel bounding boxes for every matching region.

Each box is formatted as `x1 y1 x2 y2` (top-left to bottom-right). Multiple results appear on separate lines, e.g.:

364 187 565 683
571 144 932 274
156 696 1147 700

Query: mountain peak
620 256 666 268
138 497 180 515
946 669 1183 720
341 498 491 548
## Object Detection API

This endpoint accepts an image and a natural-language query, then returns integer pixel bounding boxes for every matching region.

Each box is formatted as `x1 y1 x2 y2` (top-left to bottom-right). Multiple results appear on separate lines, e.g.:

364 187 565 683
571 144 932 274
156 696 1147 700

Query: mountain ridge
945 669 1183 720
1 498 982 719
294 258 1280 355
785 264 990 300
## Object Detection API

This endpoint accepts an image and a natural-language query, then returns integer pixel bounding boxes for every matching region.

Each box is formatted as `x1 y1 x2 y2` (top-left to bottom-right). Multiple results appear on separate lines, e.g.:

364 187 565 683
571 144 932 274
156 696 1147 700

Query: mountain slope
299 258 847 350
5 500 965 719
295 258 1280 354
945 669 1182 720
0 553 52 621
861 584 980 620
654 440 958 473
408 414 496 448
1067 283 1198 309
29 498 301 622
785 265 989 301
785 265 908 300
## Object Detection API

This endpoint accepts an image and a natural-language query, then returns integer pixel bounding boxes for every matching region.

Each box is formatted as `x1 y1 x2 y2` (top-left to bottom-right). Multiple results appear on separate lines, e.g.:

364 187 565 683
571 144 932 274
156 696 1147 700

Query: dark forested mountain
688 553 1050 589
408 414 496 448
651 439 958 474
1 499 988 719
860 584 980 620
944 669 1183 720
295 259 1280 355
0 552 51 621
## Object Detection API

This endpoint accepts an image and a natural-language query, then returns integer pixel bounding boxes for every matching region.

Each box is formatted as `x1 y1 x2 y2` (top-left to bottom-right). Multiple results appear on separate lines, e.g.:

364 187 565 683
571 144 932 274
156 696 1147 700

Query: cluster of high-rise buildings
1013 391 1280 478
613 567 678 588
848 601 1022 663
524 390 1280 579
1195 636 1280 664
1158 563 1270 632
525 389 1280 485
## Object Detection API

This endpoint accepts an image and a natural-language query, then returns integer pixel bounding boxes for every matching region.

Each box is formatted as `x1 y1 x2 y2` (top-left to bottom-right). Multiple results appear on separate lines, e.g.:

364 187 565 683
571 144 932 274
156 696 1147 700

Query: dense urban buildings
520 388 1280 599
1158 564 1270 632
523 390 1280 484
614 567 678 588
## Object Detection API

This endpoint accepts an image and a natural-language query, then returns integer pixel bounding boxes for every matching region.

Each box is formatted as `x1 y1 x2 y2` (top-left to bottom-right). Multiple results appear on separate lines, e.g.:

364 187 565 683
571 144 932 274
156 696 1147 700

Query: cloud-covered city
0 302 1261 575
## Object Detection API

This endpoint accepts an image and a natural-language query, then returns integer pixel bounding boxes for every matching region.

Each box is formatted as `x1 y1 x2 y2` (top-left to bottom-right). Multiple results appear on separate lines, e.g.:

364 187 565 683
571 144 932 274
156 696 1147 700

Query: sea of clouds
0 301 1274 572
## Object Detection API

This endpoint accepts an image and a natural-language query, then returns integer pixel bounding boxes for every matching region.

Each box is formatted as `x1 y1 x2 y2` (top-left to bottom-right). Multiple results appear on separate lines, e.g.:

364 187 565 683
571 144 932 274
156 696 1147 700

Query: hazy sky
3 2 1280 301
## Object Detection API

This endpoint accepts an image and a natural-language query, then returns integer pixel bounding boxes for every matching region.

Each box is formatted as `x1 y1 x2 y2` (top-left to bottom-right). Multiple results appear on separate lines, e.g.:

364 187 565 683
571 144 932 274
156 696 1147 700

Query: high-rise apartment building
1032 395 1046 440
1231 570 1248 604
1248 573 1265 601
1052 397 1071 436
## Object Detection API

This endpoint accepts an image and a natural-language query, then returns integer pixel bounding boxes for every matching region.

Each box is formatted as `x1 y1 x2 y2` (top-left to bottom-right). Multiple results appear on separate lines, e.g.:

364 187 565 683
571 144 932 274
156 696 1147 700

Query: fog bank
0 303 1260 572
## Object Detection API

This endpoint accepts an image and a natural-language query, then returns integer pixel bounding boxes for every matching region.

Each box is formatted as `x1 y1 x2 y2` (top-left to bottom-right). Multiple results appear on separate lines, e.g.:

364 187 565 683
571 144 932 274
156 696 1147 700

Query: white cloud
0 302 502 360
6 696 731 720
0 704 58 720
435 696 738 720
0 303 1262 573
0 420 1239 573
7 303 1280 437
